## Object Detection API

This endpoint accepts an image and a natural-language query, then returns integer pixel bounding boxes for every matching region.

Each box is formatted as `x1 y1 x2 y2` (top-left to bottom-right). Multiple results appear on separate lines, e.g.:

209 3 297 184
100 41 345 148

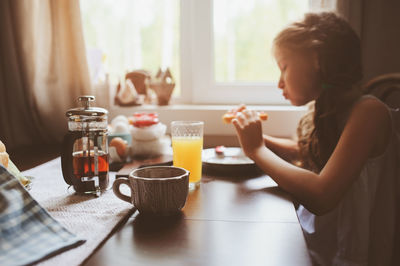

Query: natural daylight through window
80 0 309 105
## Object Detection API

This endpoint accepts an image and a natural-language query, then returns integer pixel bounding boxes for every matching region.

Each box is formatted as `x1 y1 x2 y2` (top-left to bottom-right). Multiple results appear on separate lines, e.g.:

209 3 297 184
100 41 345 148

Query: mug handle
113 178 132 203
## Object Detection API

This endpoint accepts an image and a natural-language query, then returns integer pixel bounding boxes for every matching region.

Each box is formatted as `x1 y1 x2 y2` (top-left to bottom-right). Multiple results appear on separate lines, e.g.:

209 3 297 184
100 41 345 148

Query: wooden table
84 168 312 266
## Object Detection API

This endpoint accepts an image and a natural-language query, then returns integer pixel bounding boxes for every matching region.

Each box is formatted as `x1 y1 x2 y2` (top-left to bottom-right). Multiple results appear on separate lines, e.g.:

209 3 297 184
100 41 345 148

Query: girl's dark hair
274 12 363 172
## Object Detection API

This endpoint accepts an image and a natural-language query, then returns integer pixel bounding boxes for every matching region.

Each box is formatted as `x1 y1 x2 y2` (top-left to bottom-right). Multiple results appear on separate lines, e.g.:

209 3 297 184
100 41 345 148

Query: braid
312 89 340 170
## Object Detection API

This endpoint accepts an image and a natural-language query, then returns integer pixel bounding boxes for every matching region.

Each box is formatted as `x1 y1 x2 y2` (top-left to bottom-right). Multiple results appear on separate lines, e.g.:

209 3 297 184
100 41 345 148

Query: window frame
179 0 289 105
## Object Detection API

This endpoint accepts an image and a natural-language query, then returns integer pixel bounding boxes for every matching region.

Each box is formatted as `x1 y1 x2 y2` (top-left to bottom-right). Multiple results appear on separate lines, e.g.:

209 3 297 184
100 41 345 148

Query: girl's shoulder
348 95 392 157
350 94 390 121
354 94 388 109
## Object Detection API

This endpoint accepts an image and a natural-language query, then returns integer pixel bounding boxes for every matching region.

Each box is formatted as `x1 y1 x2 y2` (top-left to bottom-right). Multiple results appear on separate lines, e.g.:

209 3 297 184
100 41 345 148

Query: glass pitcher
61 96 109 196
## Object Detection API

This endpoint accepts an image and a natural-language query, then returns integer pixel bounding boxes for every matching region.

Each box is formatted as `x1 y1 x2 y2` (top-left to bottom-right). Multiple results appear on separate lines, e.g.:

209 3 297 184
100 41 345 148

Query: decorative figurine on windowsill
149 67 175 105
114 79 143 106
126 70 154 104
114 69 153 106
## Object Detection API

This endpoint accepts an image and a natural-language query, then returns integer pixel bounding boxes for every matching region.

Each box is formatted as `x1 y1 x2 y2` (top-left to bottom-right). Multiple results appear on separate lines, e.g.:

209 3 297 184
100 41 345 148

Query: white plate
202 147 254 166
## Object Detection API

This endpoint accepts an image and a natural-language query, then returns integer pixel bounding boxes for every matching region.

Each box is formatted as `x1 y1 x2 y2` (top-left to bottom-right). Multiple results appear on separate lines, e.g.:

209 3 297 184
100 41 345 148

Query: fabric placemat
0 165 85 266
23 158 136 266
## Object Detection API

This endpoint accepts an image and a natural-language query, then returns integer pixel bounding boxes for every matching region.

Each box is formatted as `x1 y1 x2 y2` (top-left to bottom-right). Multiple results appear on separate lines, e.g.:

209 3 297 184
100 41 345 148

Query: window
80 0 309 105
80 0 181 94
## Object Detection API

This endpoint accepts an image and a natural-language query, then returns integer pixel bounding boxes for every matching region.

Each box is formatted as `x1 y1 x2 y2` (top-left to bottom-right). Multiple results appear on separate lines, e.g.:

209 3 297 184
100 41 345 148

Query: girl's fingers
232 118 241 130
236 112 247 127
242 109 252 119
233 109 261 129
243 109 258 122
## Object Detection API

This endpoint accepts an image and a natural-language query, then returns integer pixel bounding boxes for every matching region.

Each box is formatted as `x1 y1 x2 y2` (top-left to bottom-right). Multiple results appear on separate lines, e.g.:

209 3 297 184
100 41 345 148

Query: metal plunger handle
78 95 101 196
78 96 95 109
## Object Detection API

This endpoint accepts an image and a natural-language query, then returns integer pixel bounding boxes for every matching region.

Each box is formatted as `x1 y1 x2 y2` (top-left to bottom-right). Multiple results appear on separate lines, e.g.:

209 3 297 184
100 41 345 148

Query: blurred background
1 0 399 167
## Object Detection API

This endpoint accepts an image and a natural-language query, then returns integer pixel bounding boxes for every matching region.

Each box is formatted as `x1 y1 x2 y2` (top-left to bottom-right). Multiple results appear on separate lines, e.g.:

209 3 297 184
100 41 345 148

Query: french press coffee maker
61 96 109 196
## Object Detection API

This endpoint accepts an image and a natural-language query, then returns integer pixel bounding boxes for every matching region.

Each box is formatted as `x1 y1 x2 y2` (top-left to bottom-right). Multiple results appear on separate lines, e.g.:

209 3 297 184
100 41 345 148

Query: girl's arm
263 134 299 162
233 98 391 215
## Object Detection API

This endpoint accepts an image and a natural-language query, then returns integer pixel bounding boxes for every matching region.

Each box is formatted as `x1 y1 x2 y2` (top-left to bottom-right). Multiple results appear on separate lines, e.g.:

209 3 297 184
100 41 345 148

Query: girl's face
274 46 322 106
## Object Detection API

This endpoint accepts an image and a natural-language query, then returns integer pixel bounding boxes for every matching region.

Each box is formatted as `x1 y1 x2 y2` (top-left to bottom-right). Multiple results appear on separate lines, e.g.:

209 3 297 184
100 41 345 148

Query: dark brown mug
113 166 189 216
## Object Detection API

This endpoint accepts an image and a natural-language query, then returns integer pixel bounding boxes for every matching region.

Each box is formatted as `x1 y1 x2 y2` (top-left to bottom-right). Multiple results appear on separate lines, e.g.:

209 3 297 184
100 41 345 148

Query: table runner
23 158 136 266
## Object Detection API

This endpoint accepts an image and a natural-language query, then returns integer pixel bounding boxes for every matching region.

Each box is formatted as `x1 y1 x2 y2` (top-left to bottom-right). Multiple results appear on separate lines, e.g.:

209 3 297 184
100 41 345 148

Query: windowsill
109 104 307 138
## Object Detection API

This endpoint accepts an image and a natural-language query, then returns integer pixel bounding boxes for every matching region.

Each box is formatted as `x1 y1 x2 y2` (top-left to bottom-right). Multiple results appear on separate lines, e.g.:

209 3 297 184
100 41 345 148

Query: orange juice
172 137 203 186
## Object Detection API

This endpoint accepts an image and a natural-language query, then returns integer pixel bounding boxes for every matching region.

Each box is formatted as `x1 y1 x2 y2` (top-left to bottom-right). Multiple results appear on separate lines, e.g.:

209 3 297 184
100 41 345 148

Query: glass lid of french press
66 95 108 124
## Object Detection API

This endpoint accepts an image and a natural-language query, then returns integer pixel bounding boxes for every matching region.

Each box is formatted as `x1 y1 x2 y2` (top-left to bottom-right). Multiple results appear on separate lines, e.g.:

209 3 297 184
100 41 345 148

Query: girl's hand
232 109 265 160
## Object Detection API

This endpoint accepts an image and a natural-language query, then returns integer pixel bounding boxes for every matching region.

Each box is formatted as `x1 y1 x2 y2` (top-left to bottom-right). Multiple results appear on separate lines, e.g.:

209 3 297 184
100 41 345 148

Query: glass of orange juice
171 121 204 190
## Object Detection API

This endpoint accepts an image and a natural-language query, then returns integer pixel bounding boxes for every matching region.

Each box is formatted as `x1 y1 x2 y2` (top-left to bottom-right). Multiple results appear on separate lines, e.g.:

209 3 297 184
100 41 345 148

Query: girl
232 12 399 265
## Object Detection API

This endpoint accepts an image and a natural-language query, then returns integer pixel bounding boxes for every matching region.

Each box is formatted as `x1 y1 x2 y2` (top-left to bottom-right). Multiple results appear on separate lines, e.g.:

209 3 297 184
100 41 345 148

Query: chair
363 72 400 109
364 73 400 266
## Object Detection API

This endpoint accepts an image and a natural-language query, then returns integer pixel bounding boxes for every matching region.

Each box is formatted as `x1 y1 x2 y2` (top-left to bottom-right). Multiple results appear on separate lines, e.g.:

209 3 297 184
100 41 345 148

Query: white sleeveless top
297 107 400 266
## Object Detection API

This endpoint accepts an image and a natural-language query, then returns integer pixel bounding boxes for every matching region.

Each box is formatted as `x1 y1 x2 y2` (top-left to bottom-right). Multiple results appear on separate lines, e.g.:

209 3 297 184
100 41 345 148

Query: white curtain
309 0 336 12
0 0 92 150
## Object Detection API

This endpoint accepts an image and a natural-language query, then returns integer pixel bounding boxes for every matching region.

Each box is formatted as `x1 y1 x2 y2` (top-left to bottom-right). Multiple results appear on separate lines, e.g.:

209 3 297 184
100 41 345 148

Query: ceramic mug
113 166 189 216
